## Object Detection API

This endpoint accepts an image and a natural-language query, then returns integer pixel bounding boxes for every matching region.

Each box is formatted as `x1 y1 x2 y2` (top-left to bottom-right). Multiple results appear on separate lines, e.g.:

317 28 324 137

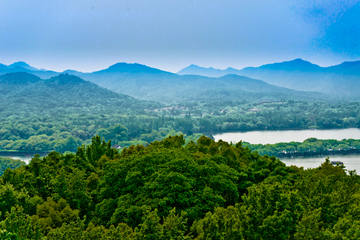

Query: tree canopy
1 135 359 239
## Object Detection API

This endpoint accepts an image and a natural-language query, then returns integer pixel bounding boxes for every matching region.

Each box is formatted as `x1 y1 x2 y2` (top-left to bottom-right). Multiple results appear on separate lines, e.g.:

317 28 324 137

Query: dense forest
0 157 25 176
1 99 360 153
1 69 360 239
1 135 359 239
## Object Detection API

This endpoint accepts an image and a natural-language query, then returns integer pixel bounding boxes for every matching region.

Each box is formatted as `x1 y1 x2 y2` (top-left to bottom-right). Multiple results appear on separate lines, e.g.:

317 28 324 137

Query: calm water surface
3 129 360 167
7 156 33 164
214 128 360 172
0 154 47 164
281 154 360 173
214 128 360 144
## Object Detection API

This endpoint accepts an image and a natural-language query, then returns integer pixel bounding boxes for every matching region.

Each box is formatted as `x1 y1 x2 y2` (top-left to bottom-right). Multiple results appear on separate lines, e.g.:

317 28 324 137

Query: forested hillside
1 99 360 153
0 72 162 117
0 157 25 176
1 135 359 239
0 62 58 79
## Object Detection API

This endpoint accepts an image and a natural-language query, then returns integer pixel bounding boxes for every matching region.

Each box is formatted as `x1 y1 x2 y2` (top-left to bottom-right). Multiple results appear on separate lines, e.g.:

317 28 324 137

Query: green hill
0 156 25 175
0 72 162 117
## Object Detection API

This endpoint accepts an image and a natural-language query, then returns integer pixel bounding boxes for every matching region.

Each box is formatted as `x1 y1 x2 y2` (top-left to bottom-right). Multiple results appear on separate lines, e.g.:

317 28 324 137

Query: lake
214 128 360 172
6 156 33 164
214 128 360 144
0 153 48 164
4 128 360 167
281 154 360 173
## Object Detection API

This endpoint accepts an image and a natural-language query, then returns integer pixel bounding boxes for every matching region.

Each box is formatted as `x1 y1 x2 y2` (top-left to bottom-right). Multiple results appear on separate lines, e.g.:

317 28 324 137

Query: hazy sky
1 0 360 72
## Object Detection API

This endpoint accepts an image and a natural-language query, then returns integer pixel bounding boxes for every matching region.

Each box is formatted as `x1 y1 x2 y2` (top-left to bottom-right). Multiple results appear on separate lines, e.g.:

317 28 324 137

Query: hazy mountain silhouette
240 59 360 97
0 72 162 112
178 58 360 99
74 63 330 103
98 62 168 74
0 62 58 79
0 61 340 103
177 64 241 78
8 61 39 71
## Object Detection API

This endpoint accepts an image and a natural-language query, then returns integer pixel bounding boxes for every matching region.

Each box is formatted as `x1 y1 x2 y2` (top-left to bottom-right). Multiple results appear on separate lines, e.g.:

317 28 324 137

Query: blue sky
1 0 359 72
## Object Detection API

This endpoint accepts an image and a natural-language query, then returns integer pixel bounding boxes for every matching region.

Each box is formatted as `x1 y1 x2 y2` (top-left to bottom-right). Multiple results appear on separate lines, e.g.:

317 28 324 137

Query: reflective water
0 154 47 164
214 128 360 172
281 154 360 173
6 156 33 164
214 128 360 144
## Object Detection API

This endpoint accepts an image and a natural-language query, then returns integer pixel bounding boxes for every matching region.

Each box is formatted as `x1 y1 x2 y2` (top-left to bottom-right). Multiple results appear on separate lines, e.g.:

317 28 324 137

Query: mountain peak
226 67 237 71
182 64 210 70
8 61 38 71
100 62 167 74
259 58 321 72
292 58 306 62
0 72 41 84
62 69 82 75
49 73 86 85
177 64 244 78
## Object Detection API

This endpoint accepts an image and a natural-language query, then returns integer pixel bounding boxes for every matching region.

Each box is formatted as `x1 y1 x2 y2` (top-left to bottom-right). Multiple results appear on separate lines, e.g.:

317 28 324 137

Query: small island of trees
243 138 360 158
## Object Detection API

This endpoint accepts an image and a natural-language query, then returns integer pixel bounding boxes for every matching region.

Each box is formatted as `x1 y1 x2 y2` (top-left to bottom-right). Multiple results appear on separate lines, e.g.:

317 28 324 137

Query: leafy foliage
1 99 360 153
1 135 359 239
0 157 25 176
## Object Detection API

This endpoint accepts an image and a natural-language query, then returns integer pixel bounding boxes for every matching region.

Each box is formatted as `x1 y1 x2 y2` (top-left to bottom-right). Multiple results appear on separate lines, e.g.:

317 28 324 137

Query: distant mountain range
178 59 360 98
0 61 59 79
0 59 353 103
0 72 162 116
74 63 330 103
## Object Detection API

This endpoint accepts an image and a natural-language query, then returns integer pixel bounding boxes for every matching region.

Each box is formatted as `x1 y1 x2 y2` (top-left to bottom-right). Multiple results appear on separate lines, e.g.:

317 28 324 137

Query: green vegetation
1 99 360 153
243 138 360 158
2 65 360 239
1 72 360 154
0 157 25 176
1 135 359 239
0 72 162 118
160 100 360 132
